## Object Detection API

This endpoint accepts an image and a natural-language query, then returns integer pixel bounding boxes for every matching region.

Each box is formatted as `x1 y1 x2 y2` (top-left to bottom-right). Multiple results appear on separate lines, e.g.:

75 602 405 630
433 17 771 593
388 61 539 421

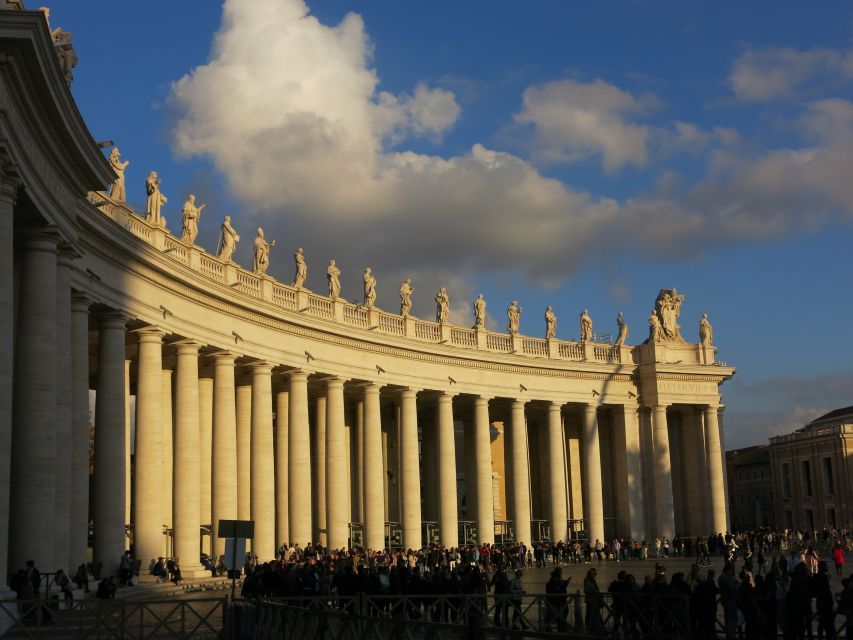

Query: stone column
355 400 364 523
9 230 60 570
198 367 213 555
288 370 311 545
211 352 238 559
133 328 165 569
69 293 91 569
235 378 252 523
54 247 74 572
0 170 18 596
681 407 704 536
325 377 348 549
314 396 327 544
582 404 604 543
161 367 173 555
251 362 275 560
619 405 645 540
92 312 128 574
363 383 384 550
704 404 727 534
652 404 675 539
173 341 205 576
473 396 495 544
274 388 289 546
510 400 531 546
125 359 132 549
398 388 421 550
547 402 568 543
436 392 458 548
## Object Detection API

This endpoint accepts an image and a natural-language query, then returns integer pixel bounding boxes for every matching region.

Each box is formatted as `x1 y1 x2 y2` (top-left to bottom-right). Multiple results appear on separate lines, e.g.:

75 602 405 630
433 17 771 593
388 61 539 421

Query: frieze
657 380 719 395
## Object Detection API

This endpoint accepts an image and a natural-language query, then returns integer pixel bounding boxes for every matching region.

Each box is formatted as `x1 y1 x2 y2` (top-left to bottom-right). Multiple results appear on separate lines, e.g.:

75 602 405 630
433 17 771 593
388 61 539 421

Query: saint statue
507 301 521 335
363 267 377 308
615 311 628 347
145 171 167 227
580 309 593 342
399 279 414 317
107 147 129 202
699 313 714 347
646 310 662 343
216 215 240 262
473 294 486 329
180 194 205 244
327 260 341 299
654 288 685 342
41 9 77 84
293 248 308 288
252 227 275 275
435 288 450 324
545 305 557 340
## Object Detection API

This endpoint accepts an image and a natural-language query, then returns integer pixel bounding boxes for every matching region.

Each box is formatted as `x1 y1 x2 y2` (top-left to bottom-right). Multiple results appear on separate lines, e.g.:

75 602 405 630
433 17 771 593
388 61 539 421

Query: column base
176 565 212 580
0 584 19 636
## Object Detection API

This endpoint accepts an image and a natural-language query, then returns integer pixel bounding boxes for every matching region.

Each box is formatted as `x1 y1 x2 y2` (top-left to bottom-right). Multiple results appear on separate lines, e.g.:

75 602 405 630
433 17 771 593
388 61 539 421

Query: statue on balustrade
580 309 592 342
435 288 449 324
41 9 77 84
654 288 685 342
253 227 275 275
615 311 628 347
216 216 240 262
180 194 205 244
399 279 414 317
507 301 521 335
545 305 557 339
363 267 377 308
699 313 714 347
473 294 486 329
645 310 662 343
327 260 341 299
293 248 307 288
107 147 129 202
145 171 167 227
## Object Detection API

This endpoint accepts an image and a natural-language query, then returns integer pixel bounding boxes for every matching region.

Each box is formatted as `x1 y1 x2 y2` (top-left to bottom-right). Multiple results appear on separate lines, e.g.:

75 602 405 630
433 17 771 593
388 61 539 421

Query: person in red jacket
832 541 846 575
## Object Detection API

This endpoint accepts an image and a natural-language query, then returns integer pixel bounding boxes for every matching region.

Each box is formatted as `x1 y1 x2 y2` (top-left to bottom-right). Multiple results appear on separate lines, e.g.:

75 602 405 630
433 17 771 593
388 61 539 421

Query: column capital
97 310 128 331
548 400 563 412
583 402 598 414
57 243 80 267
288 368 309 382
511 398 527 408
250 360 274 375
473 395 491 406
398 387 419 399
70 290 92 313
323 375 346 389
211 350 238 365
134 326 165 343
436 390 456 402
21 226 62 253
0 162 22 203
173 339 200 356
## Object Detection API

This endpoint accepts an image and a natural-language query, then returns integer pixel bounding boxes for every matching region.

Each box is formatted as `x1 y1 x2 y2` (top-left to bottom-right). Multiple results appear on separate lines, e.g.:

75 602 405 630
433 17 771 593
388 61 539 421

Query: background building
726 445 774 531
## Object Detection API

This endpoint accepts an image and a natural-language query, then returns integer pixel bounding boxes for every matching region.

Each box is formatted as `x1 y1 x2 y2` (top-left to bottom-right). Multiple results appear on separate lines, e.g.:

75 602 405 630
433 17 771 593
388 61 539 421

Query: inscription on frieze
658 380 717 395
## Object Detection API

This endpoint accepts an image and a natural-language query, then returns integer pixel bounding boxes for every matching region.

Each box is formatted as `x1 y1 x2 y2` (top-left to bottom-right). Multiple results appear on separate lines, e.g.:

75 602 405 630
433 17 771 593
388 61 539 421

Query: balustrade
522 337 548 357
199 254 224 283
485 333 512 352
343 305 369 328
450 327 477 347
377 312 405 335
307 294 334 319
558 342 585 360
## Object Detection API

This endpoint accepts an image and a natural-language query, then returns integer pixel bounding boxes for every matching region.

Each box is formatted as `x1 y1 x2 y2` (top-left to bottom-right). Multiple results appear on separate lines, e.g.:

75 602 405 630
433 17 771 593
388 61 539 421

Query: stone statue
293 248 307 288
473 294 486 329
252 227 275 275
615 311 628 347
145 171 167 227
363 267 377 308
327 260 341 299
399 279 414 317
646 310 662 343
654 288 686 342
41 8 77 84
545 305 557 340
180 194 205 244
435 288 449 324
699 313 714 347
216 215 240 262
107 147 129 202
580 309 592 342
507 301 521 335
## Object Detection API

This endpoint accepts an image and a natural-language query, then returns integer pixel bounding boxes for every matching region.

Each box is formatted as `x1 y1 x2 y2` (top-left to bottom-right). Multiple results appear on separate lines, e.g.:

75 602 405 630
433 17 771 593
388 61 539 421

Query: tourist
508 569 527 630
545 566 570 630
96 576 116 599
583 566 604 633
833 541 845 575
72 563 89 592
813 561 836 640
118 550 134 586
54 569 73 602
718 563 740 640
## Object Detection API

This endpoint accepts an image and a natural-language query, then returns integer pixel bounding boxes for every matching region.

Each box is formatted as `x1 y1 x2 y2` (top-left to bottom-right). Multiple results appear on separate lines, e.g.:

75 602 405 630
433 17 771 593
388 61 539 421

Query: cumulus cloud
729 46 853 102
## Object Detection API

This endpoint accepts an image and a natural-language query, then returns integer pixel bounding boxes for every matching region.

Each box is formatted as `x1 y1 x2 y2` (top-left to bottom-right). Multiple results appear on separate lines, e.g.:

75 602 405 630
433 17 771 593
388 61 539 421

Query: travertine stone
699 314 713 346
654 288 685 343
399 279 414 317
507 301 521 335
293 248 307 288
615 312 628 347
108 147 129 202
124 359 131 546
274 389 289 547
93 313 128 575
54 248 73 572
133 328 165 567
10 231 59 572
704 405 727 534
680 407 704 535
180 194 205 245
473 396 495 544
173 342 205 576
161 368 173 554
288 370 311 545
652 404 675 538
216 216 240 261
435 288 449 324
211 352 238 559
235 380 252 524
325 377 347 549
621 405 644 540
547 402 567 543
253 228 275 275
582 404 604 543
314 395 327 544
69 293 91 568
326 260 341 300
437 392 458 547
363 268 377 308
580 309 592 343
399 388 421 549
198 371 213 554
363 383 384 549
510 400 531 546
545 306 556 340
473 294 486 328
251 362 275 560
145 171 167 227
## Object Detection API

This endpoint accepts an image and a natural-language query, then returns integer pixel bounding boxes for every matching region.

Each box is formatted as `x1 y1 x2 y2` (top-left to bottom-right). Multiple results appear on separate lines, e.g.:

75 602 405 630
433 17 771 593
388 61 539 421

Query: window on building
822 457 834 495
784 510 793 529
804 509 815 532
800 460 812 497
826 508 836 528
781 463 791 499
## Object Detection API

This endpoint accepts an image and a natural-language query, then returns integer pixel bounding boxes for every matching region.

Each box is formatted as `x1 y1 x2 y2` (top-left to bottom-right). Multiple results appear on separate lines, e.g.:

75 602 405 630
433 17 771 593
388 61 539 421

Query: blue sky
50 0 853 447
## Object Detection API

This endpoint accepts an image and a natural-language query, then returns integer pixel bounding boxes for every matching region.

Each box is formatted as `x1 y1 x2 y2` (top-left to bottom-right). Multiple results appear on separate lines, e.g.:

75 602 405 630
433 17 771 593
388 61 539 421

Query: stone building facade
726 445 775 531
0 4 734 584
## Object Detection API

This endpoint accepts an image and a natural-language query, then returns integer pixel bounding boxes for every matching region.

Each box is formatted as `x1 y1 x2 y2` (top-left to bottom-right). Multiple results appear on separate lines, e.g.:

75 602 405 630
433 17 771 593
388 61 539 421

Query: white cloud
513 78 653 172
375 83 461 144
729 46 853 102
